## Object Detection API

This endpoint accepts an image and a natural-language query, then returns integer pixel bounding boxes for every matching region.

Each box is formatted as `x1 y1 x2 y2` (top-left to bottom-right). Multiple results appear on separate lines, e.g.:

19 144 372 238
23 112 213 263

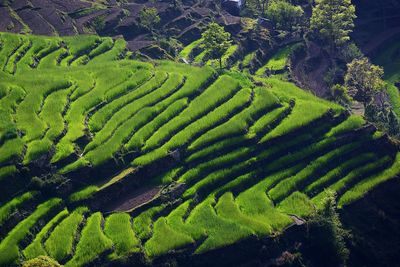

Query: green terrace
0 32 399 266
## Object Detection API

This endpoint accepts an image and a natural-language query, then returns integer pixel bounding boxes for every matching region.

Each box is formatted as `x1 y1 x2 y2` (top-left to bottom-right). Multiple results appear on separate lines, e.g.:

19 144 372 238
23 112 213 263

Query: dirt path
106 186 161 212
291 43 330 97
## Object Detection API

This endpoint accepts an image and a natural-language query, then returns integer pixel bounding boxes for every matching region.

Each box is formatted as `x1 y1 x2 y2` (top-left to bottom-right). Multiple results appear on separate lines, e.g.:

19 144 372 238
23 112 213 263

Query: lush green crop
45 207 88 262
66 212 113 267
0 198 61 265
0 32 398 264
23 209 69 259
0 191 36 226
104 213 140 259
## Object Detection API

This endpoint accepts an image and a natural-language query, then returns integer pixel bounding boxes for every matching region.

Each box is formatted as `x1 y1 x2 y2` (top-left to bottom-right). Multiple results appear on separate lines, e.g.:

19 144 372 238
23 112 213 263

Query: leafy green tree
344 57 385 107
331 84 351 107
202 22 232 70
91 15 106 33
266 0 304 31
310 0 356 49
138 7 160 33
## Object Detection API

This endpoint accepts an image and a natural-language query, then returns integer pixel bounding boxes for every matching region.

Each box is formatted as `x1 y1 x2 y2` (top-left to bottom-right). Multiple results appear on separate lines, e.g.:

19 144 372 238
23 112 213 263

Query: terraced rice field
0 32 400 266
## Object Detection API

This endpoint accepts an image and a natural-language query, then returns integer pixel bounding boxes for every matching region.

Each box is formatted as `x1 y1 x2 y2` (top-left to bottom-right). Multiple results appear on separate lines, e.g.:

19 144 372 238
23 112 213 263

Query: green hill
0 32 399 266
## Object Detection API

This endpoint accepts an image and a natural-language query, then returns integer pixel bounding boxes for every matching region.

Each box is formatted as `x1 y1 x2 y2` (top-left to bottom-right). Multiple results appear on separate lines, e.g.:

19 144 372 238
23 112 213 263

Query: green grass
325 115 365 137
215 192 271 235
0 191 36 226
66 212 113 267
0 198 61 266
4 37 30 74
304 152 378 195
0 165 17 181
165 201 206 240
277 191 315 218
23 139 53 165
89 71 164 129
179 147 251 184
179 39 203 60
188 87 280 150
256 43 300 75
104 213 140 259
0 137 24 165
84 72 183 154
338 152 400 207
312 156 393 208
144 217 194 257
23 209 69 259
186 196 253 254
260 99 331 142
88 38 127 64
124 98 188 151
134 75 240 166
207 44 239 68
157 88 251 153
45 207 89 262
235 169 296 231
69 186 99 202
247 103 289 138
268 141 365 202
133 205 165 240
0 33 23 70
89 38 113 59
60 35 100 66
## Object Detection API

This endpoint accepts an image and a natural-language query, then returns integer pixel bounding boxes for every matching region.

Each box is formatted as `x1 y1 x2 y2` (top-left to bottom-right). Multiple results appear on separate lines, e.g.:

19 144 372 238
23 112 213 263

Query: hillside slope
0 32 399 266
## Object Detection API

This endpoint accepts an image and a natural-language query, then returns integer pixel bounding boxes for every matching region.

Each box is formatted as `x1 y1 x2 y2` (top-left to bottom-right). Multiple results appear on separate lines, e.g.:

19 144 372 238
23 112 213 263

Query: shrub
308 191 351 266
22 256 62 267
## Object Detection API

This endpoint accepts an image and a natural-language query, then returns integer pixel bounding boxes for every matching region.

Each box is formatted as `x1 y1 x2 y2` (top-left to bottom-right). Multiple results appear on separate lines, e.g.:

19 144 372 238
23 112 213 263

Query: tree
344 57 385 107
266 0 304 31
91 15 106 33
308 190 351 266
202 22 232 70
246 0 268 16
310 0 356 49
331 84 351 107
138 7 160 33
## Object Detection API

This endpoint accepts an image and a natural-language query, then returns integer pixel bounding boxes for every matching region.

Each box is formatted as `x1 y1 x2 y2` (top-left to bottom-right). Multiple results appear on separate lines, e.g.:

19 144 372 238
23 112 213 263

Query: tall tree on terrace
138 7 160 34
310 0 356 51
202 22 232 70
344 57 386 108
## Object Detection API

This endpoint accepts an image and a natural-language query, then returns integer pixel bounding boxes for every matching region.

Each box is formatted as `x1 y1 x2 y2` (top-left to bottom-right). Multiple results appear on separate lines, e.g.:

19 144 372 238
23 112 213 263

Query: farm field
0 31 400 267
